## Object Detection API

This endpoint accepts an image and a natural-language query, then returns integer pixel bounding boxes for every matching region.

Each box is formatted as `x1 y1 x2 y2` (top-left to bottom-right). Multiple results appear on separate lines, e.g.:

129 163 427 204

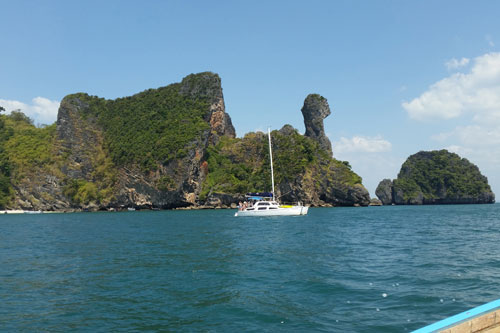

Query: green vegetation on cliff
70 75 214 171
4 118 59 181
201 126 363 201
0 109 116 209
0 112 63 208
201 132 273 198
0 110 13 208
60 150 117 207
63 179 112 206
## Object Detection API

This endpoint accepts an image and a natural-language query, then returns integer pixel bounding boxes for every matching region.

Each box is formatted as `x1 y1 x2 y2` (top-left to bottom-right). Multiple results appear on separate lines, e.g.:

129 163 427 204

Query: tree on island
0 105 12 208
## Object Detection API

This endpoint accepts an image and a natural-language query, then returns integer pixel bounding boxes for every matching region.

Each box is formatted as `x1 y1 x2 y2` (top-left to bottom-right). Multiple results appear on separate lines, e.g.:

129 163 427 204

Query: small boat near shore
0 210 25 214
0 210 42 214
235 197 308 217
235 128 309 217
24 210 42 214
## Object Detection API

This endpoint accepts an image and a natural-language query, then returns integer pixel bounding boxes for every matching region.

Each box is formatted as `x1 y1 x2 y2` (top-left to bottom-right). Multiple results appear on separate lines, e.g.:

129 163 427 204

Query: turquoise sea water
1 204 500 332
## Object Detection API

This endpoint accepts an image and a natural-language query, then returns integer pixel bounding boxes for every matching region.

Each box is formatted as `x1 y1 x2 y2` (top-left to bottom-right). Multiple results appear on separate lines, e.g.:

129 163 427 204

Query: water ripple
1 205 499 331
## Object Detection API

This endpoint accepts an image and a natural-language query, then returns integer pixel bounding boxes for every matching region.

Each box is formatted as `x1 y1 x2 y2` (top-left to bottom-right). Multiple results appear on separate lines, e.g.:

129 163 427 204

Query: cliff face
375 179 393 205
55 72 236 210
376 150 495 205
179 72 235 144
2 73 370 210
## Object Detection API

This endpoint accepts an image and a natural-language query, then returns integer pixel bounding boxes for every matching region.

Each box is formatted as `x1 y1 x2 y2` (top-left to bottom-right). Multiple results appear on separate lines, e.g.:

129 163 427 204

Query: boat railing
279 201 304 206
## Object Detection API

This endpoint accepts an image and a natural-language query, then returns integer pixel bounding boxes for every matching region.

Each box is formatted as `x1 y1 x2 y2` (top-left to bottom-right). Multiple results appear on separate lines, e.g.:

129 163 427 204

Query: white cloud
445 57 469 70
333 135 392 154
403 52 500 122
330 135 397 196
486 34 495 47
445 145 463 154
332 151 403 196
446 125 500 146
408 52 500 195
0 97 60 126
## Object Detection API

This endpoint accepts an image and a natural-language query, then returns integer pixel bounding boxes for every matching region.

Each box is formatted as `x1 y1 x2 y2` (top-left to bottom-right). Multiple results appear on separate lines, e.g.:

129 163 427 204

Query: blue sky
1 0 500 197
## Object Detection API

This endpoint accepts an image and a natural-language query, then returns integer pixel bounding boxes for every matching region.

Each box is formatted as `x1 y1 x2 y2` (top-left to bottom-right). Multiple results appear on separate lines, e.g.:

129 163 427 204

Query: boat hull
235 206 308 217
414 298 500 332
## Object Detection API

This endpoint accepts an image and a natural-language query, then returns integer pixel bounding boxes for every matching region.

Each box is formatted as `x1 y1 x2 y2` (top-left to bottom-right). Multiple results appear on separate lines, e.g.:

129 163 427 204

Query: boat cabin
244 201 280 211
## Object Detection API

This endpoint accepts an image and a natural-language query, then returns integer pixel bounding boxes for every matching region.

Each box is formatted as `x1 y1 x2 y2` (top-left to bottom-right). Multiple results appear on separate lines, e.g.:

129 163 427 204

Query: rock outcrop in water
375 179 393 205
376 150 495 205
0 72 370 210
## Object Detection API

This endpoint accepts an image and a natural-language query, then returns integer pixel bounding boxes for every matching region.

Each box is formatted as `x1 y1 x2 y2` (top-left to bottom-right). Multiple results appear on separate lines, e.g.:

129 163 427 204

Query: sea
1 204 500 332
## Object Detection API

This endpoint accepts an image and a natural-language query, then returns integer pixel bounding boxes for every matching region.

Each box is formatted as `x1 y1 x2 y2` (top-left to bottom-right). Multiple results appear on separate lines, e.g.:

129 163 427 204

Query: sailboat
234 128 309 217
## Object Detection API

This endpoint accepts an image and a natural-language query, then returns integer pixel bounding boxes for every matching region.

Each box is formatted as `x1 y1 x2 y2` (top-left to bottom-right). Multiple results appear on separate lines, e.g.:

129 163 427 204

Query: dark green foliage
63 179 99 205
309 94 326 102
157 175 176 191
201 128 361 198
341 161 352 169
5 122 58 176
331 159 363 185
179 72 222 100
0 173 11 208
201 134 270 199
271 128 325 183
0 111 62 208
8 110 34 125
69 80 211 171
0 114 13 208
393 178 421 201
396 150 492 200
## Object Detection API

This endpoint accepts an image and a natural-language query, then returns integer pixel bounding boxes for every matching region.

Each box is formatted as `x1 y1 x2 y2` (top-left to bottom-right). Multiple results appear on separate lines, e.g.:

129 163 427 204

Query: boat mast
268 127 275 201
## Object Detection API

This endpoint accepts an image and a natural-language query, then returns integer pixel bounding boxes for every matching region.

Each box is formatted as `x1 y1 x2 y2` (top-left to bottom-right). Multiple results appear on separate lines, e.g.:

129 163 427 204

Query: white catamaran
234 128 309 217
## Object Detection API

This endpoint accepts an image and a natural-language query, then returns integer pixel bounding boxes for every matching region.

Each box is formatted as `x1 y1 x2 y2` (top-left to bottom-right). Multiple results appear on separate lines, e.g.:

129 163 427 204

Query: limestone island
376 150 495 205
0 72 371 212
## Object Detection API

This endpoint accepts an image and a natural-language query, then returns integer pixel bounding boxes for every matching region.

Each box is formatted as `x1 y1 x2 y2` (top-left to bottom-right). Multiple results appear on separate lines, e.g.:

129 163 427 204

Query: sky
1 0 500 197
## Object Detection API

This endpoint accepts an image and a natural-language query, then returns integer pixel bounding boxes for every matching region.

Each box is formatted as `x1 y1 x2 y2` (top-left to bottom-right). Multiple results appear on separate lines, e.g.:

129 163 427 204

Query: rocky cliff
0 72 370 210
56 72 236 210
375 179 393 205
376 150 495 205
301 94 332 155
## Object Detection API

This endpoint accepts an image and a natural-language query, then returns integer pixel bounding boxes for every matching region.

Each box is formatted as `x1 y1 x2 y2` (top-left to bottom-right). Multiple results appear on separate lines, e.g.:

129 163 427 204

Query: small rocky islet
376 150 495 205
0 72 370 211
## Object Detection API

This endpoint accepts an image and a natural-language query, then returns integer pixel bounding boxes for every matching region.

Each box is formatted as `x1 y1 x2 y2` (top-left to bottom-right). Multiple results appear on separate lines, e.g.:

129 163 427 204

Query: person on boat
238 201 243 211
